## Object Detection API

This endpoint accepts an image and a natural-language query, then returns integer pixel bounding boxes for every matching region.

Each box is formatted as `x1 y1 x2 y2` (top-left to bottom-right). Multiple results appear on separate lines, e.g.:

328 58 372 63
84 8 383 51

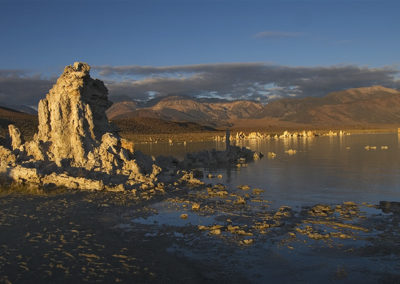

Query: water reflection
397 133 400 147
135 133 400 206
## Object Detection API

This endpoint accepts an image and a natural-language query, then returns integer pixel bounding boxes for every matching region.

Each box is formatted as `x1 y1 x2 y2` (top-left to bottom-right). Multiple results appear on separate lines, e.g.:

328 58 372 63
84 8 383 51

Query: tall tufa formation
37 62 112 166
0 62 164 191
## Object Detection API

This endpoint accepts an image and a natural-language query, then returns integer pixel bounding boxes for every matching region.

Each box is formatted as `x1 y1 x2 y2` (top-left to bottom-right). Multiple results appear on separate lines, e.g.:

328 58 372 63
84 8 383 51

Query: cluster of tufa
0 63 163 191
0 62 261 191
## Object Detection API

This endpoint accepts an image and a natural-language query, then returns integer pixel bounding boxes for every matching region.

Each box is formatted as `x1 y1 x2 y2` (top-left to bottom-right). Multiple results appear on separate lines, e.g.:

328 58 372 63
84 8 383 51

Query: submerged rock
182 146 262 168
379 201 400 214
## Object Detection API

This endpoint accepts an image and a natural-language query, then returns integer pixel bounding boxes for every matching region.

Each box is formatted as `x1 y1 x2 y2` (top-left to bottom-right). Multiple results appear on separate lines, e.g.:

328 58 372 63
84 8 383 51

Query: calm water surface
136 133 400 206
133 133 400 282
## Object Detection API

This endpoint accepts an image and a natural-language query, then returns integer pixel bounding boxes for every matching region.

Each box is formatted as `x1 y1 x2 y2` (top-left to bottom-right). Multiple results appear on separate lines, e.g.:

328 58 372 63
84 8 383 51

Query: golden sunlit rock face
0 63 163 191
37 62 112 166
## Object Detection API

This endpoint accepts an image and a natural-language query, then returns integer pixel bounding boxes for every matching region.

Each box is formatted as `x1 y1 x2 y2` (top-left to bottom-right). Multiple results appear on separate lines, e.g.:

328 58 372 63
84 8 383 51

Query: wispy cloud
253 30 304 39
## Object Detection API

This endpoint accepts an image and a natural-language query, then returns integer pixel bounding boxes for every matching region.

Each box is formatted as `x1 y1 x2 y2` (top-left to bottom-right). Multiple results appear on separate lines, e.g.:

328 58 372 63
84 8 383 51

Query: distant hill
107 95 264 127
0 106 38 140
106 101 137 120
0 104 37 115
107 86 400 129
112 117 216 135
260 86 400 126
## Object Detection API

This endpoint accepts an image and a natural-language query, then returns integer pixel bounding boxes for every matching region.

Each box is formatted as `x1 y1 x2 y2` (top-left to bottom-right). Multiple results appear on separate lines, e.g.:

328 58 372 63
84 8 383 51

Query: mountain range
2 85 400 135
107 96 264 127
260 86 400 124
107 86 400 129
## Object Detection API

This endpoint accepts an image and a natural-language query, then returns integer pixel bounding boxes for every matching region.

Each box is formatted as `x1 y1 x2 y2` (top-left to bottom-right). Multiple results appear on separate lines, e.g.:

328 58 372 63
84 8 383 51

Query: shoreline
120 126 400 143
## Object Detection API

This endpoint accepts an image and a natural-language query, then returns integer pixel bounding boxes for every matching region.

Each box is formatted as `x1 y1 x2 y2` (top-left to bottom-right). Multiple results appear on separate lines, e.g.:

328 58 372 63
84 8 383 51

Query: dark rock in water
182 146 262 168
379 201 400 214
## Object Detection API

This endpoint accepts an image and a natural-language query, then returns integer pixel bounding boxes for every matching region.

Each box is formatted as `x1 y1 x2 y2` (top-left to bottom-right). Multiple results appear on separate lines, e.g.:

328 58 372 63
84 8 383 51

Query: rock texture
8 124 24 150
37 62 112 166
0 62 261 191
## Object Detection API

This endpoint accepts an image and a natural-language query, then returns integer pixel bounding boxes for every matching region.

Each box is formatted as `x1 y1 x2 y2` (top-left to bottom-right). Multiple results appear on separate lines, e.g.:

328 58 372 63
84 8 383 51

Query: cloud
0 69 27 78
0 71 54 106
0 63 399 107
253 31 304 39
95 63 400 103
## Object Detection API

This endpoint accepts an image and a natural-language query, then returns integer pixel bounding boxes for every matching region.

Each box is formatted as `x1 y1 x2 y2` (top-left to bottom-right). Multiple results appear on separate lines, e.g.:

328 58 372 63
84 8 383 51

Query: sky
1 0 400 106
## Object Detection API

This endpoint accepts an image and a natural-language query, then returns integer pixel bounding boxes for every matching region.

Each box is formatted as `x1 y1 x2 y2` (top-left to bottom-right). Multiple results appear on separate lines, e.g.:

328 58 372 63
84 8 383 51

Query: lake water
131 133 400 283
136 133 400 207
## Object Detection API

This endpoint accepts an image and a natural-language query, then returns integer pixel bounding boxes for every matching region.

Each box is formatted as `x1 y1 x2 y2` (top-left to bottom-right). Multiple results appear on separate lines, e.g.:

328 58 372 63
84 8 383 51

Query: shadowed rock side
0 62 261 191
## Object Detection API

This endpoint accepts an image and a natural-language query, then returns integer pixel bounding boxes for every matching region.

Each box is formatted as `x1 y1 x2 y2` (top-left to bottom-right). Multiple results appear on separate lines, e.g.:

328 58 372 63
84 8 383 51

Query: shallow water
136 133 400 207
127 133 400 282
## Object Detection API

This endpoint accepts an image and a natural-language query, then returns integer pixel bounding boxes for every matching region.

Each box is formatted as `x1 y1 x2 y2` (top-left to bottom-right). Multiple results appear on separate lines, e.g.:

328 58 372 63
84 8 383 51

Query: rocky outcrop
0 62 261 192
37 62 112 166
0 63 165 191
8 124 24 150
0 146 16 166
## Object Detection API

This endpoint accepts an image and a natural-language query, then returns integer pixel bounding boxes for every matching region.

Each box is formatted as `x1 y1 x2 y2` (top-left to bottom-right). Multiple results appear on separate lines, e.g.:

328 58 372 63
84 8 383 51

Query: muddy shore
1 182 400 283
0 186 248 283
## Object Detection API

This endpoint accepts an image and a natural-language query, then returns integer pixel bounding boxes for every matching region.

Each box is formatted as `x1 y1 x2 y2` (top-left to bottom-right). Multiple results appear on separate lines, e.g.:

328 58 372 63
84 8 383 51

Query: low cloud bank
0 70 53 106
96 63 400 103
0 63 399 106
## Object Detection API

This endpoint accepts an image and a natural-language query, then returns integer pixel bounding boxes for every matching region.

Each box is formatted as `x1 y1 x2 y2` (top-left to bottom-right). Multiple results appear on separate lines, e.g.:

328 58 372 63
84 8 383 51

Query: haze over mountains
107 86 400 129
